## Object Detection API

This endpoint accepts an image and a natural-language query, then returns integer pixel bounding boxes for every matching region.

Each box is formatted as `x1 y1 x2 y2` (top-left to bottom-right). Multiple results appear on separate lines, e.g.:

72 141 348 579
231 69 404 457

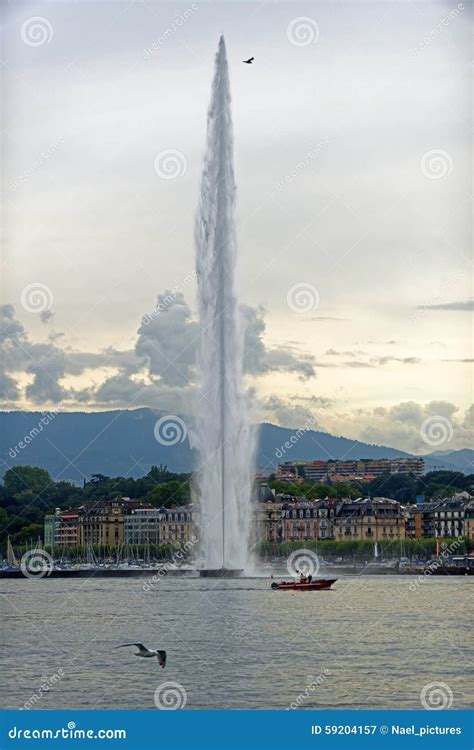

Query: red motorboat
271 578 337 591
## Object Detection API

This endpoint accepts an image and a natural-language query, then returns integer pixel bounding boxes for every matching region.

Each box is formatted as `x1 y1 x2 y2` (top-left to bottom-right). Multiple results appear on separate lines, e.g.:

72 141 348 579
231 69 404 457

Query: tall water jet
193 36 255 573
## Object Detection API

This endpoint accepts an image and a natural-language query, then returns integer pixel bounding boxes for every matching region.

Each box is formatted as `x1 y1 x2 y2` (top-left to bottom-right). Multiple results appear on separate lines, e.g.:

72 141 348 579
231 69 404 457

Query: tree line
0 464 191 548
1 464 472 551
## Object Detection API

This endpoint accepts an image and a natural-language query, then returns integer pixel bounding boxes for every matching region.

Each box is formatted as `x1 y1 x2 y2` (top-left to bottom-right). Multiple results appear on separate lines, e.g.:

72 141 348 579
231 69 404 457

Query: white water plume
192 36 256 570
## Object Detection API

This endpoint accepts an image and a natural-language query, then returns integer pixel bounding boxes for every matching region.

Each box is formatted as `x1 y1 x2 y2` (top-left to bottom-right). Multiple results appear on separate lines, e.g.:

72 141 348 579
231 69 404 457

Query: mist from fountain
192 36 255 572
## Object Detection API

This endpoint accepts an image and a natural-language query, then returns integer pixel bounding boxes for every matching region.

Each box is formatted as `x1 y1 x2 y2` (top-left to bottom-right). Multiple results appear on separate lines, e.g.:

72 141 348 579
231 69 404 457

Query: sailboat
5 537 19 570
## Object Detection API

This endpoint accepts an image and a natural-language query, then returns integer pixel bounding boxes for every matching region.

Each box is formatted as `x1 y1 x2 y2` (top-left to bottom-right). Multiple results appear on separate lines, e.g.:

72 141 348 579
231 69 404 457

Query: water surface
1 575 472 710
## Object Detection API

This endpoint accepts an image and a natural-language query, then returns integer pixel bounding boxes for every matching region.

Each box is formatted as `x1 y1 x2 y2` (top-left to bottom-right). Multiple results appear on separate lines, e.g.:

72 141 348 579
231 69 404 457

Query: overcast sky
1 0 472 453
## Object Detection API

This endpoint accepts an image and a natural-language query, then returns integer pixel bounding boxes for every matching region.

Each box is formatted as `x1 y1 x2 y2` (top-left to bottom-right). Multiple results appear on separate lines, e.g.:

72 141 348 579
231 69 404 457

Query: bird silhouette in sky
115 643 166 668
243 57 254 64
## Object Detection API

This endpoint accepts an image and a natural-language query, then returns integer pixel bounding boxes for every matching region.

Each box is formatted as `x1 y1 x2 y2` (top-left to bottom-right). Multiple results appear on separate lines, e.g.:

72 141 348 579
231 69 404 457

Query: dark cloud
263 396 319 430
417 299 474 311
370 356 421 365
325 401 472 454
40 309 54 324
242 305 316 380
135 291 198 387
325 348 367 357
0 294 317 408
345 360 375 368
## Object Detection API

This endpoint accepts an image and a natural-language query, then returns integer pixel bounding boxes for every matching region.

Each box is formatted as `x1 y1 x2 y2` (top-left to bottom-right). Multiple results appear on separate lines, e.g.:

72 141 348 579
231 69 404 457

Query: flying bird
115 643 166 668
243 57 254 64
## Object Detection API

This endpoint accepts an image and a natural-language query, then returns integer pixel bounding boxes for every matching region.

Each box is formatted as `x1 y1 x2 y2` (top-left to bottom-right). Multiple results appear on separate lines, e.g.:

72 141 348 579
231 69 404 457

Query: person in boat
307 574 312 583
300 572 307 583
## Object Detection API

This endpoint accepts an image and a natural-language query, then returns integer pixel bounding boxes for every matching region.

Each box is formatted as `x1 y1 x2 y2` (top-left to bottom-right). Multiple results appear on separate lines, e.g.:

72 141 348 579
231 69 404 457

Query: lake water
1 575 472 710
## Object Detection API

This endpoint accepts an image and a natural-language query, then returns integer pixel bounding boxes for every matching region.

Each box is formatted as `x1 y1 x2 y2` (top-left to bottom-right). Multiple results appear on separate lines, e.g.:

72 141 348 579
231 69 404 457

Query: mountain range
0 409 471 483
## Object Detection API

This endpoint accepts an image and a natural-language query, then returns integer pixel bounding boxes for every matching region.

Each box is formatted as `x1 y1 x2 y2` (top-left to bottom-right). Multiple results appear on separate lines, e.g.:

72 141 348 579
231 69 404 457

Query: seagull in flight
243 57 254 64
115 643 166 668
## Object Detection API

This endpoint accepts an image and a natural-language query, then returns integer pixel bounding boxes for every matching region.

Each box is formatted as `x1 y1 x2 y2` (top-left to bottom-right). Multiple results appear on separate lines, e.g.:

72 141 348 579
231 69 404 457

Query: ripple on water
1 576 472 709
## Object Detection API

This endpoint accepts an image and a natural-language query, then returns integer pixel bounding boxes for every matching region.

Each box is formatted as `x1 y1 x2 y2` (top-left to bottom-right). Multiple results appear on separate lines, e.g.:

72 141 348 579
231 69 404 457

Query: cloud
265 348 316 380
262 396 320 430
344 360 375 368
135 291 198 387
325 348 367 357
417 299 474 311
320 400 472 454
40 309 54 324
370 356 421 365
242 305 316 380
0 294 317 408
343 356 421 368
